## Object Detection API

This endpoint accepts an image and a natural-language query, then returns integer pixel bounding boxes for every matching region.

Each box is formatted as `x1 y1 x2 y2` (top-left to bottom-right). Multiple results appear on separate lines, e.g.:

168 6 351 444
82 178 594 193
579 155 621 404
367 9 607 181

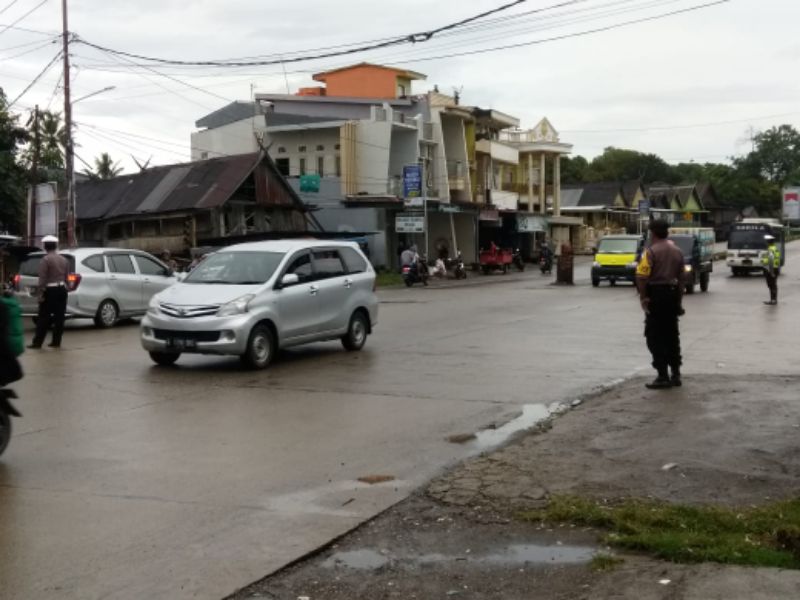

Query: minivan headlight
684 265 693 272
592 261 600 268
627 261 638 268
217 294 255 317
148 296 161 315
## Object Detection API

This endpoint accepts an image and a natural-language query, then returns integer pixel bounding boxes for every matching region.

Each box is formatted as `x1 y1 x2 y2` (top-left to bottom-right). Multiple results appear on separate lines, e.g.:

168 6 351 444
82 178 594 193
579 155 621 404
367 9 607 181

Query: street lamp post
61 0 75 247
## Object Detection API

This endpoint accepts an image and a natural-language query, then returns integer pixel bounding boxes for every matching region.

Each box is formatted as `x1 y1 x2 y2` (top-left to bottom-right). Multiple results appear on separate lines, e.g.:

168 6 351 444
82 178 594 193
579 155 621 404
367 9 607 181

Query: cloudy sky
1 0 797 173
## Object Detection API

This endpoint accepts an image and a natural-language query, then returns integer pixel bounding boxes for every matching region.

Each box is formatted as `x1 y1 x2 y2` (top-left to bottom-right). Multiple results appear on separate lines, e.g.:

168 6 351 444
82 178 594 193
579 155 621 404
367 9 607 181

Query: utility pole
62 0 75 246
29 105 40 245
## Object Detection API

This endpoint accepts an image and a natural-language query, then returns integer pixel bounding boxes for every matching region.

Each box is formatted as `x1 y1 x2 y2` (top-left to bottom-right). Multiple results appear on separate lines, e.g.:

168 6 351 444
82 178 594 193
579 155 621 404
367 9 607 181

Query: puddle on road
323 543 596 570
470 404 556 451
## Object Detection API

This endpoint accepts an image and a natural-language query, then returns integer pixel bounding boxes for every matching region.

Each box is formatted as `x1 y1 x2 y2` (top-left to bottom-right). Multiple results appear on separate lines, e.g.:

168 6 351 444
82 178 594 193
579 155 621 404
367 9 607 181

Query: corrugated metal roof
75 153 303 222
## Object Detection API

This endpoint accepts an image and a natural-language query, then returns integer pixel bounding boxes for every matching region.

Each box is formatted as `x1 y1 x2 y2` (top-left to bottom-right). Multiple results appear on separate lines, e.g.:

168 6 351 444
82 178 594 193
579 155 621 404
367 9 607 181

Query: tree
587 147 678 184
21 109 66 182
560 155 590 184
0 89 29 234
746 125 800 185
83 152 123 180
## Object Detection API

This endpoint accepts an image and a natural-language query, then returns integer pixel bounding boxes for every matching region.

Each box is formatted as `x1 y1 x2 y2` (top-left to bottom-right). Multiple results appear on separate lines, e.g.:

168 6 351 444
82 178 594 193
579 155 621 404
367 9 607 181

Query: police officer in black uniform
636 220 686 389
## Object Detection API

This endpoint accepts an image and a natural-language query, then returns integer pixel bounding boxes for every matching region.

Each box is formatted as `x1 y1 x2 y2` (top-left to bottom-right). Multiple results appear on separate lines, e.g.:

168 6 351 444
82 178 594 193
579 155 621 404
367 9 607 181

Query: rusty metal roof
75 153 268 221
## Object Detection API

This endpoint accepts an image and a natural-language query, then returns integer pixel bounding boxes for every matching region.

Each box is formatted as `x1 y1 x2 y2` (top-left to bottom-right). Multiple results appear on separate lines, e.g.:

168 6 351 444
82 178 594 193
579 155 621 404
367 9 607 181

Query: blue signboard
403 165 422 198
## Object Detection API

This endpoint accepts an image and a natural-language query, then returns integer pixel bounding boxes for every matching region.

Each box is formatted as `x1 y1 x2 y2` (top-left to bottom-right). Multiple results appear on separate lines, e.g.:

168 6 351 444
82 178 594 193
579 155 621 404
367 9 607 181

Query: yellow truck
591 234 645 287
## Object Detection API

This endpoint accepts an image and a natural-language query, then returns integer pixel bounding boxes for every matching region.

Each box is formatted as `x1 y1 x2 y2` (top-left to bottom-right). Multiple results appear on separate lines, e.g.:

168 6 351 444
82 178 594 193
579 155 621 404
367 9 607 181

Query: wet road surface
1 245 798 599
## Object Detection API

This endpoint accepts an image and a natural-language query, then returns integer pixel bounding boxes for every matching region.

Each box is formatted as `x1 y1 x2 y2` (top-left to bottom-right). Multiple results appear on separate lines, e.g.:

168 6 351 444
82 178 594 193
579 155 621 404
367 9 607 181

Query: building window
277 146 287 154
298 145 307 153
275 158 290 176
335 143 341 151
335 156 341 177
317 156 324 176
316 144 324 152
299 157 306 176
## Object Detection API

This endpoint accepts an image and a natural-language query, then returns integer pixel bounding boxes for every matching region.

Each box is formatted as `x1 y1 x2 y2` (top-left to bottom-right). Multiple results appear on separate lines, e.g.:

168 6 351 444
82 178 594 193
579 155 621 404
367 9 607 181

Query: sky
1 0 798 174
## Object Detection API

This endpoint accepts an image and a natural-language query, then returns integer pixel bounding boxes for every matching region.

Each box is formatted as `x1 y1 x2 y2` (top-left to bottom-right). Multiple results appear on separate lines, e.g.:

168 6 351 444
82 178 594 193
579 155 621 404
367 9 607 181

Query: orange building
302 62 426 99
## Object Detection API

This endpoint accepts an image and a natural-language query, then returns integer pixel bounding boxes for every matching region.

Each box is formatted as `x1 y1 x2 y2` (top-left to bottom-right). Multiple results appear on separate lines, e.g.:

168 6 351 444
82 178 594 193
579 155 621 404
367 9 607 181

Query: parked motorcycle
0 389 21 457
446 252 467 280
512 249 525 272
401 256 429 287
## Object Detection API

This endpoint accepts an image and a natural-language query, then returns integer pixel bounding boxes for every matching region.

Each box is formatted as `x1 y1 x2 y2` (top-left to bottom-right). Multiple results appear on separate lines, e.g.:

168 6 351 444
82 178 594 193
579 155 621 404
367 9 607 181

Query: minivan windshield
597 238 639 254
182 251 284 285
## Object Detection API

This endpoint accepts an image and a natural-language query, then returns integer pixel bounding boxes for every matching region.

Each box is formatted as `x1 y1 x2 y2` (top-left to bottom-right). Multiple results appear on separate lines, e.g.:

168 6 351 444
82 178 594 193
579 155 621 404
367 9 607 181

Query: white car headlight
684 265 693 272
148 296 161 315
592 261 600 268
216 294 255 317
627 261 638 269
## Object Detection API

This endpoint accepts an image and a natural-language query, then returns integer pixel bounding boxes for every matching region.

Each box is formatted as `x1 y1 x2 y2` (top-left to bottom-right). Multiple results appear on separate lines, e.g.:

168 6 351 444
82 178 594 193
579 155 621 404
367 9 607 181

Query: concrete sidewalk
238 375 800 599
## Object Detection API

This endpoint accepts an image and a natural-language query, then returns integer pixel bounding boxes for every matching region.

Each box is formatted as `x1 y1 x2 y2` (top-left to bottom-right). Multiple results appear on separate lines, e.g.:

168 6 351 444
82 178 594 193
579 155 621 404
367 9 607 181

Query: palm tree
83 152 123 180
22 109 66 176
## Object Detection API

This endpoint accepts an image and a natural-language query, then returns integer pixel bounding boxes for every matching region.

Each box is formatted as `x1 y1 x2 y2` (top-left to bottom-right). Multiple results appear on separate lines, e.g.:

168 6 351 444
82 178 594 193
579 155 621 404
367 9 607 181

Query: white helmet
42 235 59 244
764 234 775 241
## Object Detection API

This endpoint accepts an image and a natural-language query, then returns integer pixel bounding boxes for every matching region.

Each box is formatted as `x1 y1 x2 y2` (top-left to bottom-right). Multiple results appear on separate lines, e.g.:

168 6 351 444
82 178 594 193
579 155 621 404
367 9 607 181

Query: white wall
190 117 264 161
354 120 392 195
267 128 342 177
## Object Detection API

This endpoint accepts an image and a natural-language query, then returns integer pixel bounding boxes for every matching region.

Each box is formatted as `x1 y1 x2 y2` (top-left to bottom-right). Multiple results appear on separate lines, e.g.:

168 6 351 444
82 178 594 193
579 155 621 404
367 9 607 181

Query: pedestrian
635 220 686 389
762 234 779 305
29 235 69 350
161 249 178 273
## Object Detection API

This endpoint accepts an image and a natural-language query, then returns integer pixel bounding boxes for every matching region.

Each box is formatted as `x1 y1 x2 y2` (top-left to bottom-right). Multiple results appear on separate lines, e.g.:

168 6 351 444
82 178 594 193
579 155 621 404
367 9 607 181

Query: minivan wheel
149 351 180 366
95 300 119 328
342 311 369 351
241 324 275 369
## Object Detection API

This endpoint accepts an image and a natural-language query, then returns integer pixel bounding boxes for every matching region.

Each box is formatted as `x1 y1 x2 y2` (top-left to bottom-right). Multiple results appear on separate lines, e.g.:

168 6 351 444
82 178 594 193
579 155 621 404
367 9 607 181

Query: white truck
727 218 786 276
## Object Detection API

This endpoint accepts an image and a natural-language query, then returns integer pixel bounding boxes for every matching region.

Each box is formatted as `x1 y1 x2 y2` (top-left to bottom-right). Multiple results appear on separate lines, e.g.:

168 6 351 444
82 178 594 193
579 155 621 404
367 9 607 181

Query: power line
387 0 730 65
0 35 56 60
0 0 49 36
8 48 62 107
0 0 19 16
563 111 800 133
72 0 585 68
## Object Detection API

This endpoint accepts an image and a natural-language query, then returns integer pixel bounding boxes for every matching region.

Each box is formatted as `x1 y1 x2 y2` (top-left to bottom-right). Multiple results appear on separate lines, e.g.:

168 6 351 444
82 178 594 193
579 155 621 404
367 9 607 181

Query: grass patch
590 553 625 572
375 271 405 288
521 496 800 569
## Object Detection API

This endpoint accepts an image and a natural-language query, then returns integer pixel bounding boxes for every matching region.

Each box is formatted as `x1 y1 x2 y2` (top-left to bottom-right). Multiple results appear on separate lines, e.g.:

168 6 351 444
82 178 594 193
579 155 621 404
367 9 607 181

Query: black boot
670 367 682 387
646 370 672 389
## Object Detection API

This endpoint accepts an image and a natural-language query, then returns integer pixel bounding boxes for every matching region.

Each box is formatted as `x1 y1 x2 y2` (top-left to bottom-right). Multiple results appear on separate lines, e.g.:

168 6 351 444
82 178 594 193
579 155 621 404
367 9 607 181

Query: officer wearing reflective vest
762 234 780 305
636 220 686 389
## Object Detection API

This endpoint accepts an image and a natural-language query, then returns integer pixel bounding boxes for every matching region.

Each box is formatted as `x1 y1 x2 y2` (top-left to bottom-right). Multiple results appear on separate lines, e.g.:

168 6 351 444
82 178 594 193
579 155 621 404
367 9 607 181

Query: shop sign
517 214 547 232
402 164 422 198
479 209 500 222
395 214 425 233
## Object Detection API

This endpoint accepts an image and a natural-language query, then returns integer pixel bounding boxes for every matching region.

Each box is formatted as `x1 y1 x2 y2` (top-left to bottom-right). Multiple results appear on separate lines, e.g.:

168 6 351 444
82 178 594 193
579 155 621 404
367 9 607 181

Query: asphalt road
1 245 798 599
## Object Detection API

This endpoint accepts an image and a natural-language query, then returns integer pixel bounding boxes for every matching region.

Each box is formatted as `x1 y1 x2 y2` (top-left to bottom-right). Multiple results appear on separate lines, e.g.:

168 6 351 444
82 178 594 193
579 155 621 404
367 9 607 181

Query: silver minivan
140 240 378 369
16 248 178 327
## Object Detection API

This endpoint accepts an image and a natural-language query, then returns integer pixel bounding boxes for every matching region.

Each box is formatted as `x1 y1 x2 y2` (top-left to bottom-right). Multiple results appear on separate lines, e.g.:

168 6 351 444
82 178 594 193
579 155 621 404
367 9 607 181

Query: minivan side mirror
279 273 299 288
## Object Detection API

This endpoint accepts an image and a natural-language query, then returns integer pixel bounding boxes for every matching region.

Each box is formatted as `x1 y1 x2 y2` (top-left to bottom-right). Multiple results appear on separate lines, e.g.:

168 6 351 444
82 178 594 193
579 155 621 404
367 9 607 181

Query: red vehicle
479 243 514 274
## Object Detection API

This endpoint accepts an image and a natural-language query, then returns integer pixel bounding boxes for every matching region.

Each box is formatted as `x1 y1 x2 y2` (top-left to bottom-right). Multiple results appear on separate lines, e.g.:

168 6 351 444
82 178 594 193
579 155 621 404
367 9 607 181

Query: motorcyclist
400 244 419 270
0 286 24 387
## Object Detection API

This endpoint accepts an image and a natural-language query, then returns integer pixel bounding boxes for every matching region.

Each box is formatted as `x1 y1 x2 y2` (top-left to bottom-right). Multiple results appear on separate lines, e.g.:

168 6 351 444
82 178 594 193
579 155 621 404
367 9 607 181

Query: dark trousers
764 270 778 301
32 286 68 347
644 284 682 375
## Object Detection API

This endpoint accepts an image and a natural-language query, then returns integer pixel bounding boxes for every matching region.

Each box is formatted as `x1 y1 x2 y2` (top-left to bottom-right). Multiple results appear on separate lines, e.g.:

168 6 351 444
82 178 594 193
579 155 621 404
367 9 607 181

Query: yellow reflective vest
762 244 780 269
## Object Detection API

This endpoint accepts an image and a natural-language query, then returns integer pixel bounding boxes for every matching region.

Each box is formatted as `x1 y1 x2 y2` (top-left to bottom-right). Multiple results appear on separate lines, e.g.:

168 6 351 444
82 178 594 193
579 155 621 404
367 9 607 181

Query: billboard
783 187 800 223
402 165 422 198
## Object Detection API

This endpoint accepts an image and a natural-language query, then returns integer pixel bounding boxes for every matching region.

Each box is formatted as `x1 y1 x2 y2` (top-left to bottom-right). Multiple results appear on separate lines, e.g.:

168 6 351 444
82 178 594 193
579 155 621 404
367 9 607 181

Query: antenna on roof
452 86 463 105
131 155 152 172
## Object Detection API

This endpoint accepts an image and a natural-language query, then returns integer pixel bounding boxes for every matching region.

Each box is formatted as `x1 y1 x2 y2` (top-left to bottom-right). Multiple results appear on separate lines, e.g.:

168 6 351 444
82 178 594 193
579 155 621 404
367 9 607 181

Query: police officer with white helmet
29 235 69 349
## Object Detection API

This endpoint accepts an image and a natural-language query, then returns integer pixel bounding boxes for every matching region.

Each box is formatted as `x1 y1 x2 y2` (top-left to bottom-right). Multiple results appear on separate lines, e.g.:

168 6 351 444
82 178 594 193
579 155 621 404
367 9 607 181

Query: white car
140 240 378 369
15 247 178 327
